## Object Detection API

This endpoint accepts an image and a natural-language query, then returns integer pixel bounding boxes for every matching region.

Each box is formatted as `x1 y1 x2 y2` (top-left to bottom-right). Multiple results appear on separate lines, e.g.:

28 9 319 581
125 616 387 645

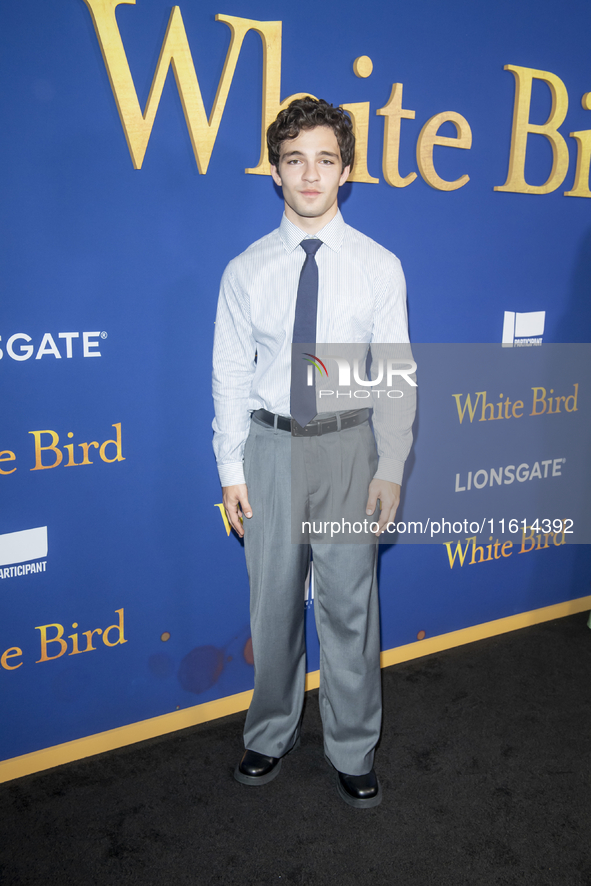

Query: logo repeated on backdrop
423 344 589 563
0 331 106 361
373 344 591 550
502 312 545 346
450 381 578 499
0 609 126 671
452 382 579 425
0 423 124 474
443 522 569 570
454 458 566 493
451 380 578 497
0 527 48 581
82 4 591 198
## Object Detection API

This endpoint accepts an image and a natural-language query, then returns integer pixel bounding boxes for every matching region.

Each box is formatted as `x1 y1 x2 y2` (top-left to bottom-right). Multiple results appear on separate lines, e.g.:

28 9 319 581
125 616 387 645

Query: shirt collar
279 210 346 254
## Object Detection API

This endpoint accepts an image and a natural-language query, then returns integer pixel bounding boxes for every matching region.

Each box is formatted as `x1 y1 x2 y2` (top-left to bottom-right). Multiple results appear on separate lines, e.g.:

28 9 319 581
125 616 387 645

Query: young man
212 98 414 808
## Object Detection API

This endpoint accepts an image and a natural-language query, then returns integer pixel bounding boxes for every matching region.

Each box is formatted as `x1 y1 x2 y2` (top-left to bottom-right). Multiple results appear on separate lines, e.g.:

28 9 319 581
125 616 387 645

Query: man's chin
284 196 338 225
292 202 328 219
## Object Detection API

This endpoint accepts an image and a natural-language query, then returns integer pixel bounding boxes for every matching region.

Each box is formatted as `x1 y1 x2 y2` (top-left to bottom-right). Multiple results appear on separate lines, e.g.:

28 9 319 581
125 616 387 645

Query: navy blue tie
291 239 323 428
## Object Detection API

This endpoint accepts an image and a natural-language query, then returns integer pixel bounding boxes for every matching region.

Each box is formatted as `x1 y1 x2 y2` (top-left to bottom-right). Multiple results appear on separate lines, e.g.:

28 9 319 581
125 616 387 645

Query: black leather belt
252 408 371 437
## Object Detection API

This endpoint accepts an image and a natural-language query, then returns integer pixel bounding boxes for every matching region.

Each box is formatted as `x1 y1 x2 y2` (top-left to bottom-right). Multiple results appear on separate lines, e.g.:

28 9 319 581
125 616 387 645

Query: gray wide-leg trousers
242 415 381 776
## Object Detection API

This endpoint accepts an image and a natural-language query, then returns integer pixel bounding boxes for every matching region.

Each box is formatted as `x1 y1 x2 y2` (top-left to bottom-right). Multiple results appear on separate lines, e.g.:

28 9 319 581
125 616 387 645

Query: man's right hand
222 484 253 538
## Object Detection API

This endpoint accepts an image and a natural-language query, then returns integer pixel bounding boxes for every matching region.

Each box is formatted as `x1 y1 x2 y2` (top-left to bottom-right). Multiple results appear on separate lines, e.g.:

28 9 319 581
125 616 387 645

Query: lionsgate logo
302 347 417 402
0 331 106 361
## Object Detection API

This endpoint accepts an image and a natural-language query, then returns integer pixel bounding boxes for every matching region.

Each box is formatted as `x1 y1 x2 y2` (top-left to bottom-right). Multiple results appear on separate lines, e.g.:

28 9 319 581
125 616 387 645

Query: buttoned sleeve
212 264 256 487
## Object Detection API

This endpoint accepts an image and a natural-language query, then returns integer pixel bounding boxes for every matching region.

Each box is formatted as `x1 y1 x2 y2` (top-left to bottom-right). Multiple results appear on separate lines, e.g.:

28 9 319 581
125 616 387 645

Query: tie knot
300 239 322 257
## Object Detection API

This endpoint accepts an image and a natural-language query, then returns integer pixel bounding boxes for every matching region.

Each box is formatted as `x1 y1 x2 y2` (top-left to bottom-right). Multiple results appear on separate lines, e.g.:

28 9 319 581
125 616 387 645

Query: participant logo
0 526 48 580
502 311 545 346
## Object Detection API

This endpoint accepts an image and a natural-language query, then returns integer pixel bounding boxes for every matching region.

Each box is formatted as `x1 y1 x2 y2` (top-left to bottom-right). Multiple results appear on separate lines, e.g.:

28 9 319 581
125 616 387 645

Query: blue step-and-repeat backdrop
1 0 590 766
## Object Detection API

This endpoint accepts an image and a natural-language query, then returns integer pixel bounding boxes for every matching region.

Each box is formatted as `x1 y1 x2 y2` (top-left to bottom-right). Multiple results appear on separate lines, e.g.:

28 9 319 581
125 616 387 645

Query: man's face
271 126 350 228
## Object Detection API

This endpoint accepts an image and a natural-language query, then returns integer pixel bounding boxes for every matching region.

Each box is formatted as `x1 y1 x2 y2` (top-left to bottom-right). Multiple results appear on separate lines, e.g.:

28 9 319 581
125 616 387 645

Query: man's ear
339 165 351 186
270 164 282 187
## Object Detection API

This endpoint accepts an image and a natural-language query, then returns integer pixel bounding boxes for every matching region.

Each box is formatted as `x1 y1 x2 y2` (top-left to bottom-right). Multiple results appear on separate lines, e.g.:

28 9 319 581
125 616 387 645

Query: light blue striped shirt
212 210 414 486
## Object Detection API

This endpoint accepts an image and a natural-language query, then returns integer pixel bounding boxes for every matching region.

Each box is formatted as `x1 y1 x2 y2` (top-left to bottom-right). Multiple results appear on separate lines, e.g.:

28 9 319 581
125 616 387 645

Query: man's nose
302 162 320 181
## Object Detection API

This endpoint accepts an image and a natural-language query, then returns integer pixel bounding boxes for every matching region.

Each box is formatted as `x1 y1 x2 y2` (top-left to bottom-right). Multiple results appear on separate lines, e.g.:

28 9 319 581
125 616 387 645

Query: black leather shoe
336 768 382 808
234 749 282 785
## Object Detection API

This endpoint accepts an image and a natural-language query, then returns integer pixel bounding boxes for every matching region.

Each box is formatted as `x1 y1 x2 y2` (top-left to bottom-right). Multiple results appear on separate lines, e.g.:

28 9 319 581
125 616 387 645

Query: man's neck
283 202 338 235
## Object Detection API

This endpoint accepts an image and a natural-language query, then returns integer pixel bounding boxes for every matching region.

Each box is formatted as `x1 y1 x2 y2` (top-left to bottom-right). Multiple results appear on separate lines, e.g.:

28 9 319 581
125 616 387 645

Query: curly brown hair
267 97 355 172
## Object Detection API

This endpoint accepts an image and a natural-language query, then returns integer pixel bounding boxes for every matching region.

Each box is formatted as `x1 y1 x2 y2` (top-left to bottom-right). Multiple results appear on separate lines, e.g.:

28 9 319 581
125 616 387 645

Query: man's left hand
365 479 401 536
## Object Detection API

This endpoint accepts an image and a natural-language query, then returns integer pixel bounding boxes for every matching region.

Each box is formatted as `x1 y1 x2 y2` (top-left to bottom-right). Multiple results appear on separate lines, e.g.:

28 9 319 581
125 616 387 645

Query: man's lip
300 190 321 196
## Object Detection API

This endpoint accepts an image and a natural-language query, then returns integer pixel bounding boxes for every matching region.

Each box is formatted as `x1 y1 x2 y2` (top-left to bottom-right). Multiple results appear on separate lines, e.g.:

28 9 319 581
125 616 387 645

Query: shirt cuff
373 457 404 485
218 462 246 487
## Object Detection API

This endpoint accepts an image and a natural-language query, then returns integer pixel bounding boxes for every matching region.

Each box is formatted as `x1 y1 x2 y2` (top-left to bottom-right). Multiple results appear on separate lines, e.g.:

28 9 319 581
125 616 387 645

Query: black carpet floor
1 612 590 886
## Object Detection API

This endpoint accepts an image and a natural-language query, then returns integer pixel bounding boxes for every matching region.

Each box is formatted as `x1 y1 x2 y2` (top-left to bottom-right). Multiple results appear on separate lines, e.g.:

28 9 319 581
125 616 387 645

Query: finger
226 505 244 537
241 492 253 520
223 497 244 537
376 500 399 535
386 501 399 525
376 512 390 535
366 494 378 516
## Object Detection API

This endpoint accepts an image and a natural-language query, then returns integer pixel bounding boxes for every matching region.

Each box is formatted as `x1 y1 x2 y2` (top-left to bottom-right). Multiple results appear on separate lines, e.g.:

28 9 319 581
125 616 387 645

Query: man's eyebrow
281 150 340 159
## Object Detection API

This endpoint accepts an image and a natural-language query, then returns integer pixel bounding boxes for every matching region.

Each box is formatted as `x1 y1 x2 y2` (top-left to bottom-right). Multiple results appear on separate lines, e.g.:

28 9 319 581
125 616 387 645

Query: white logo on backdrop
502 311 545 347
0 526 48 579
0 332 106 361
